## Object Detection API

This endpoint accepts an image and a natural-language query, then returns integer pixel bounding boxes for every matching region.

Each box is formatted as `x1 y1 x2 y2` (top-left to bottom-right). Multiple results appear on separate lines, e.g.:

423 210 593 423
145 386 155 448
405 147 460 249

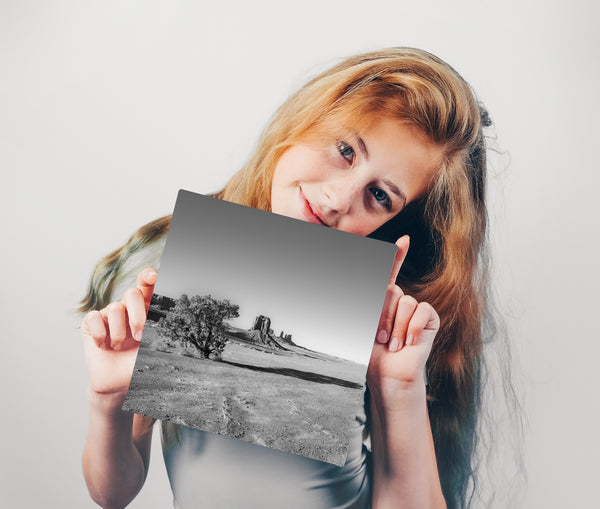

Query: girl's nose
322 175 362 215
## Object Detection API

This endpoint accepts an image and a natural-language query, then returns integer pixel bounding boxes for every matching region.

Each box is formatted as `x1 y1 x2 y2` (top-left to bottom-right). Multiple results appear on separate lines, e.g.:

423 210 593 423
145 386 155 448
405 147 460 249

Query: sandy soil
123 324 367 465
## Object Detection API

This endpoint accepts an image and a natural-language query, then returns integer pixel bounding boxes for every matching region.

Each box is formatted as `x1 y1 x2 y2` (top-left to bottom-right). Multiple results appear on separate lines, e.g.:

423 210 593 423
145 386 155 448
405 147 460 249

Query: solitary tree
157 294 239 359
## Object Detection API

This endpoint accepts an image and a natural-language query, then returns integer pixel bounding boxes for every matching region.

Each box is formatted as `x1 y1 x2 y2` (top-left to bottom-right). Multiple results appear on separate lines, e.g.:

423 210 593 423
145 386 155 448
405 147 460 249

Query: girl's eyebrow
382 179 407 206
356 135 369 160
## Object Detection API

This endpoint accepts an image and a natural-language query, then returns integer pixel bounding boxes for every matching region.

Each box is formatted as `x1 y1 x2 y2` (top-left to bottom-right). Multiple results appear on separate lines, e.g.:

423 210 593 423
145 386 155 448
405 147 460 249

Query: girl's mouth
298 187 328 227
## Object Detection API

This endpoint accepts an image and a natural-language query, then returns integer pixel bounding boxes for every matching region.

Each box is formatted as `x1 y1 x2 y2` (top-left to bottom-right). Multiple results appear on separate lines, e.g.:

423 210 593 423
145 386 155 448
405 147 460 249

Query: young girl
79 47 497 509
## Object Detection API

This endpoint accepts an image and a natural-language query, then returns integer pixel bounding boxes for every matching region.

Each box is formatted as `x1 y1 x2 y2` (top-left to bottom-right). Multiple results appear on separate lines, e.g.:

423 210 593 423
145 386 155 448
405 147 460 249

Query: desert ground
123 321 367 465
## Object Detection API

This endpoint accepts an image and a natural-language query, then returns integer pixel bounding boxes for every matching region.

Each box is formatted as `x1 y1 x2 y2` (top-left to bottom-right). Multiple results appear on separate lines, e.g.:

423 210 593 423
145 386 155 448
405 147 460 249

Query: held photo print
122 189 397 466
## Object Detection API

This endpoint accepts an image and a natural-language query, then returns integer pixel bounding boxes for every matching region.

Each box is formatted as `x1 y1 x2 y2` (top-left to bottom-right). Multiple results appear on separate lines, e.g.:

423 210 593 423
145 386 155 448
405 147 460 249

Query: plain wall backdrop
1 1 598 507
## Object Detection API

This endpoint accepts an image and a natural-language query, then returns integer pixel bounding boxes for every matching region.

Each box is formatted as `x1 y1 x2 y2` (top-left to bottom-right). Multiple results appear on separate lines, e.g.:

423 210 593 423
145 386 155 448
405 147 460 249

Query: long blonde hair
80 47 506 508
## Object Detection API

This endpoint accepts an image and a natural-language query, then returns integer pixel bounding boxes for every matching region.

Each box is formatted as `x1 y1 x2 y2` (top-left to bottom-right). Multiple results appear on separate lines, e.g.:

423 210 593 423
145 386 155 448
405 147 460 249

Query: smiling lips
298 187 328 227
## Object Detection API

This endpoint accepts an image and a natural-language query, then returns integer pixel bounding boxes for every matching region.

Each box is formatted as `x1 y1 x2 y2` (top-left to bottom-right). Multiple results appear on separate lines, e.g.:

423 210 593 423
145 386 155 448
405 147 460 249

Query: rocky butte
222 314 300 352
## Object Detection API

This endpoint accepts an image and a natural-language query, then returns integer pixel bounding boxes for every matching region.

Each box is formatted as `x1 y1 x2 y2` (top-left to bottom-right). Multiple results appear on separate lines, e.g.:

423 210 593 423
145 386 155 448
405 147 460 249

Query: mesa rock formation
222 314 300 351
247 314 285 349
278 330 297 348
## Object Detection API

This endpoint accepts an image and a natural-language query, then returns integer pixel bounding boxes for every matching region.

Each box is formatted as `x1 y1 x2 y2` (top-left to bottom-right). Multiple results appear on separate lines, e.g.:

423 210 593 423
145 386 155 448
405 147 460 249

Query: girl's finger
82 310 109 349
405 302 440 347
121 287 147 342
104 302 128 350
388 235 410 286
389 295 419 352
376 284 404 344
136 267 158 312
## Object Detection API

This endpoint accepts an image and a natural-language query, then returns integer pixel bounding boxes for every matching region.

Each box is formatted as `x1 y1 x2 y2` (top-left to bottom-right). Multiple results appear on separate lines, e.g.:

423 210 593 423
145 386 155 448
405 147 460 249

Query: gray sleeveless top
112 236 372 509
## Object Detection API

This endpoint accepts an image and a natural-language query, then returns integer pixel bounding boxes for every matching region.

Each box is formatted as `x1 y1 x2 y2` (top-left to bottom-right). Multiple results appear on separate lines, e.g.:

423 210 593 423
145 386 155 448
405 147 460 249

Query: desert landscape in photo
123 300 366 466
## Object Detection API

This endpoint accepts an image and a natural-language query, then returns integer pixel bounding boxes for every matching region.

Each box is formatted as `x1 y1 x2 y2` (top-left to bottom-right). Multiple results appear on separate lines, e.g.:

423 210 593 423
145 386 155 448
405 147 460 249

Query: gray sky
154 190 397 364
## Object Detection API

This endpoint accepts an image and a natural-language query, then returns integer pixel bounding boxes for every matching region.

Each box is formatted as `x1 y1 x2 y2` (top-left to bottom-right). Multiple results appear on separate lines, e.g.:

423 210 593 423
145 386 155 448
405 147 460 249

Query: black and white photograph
122 190 397 465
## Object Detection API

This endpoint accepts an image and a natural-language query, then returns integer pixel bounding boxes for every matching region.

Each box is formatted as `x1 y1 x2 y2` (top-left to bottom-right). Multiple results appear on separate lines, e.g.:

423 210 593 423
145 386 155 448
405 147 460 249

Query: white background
1 1 598 507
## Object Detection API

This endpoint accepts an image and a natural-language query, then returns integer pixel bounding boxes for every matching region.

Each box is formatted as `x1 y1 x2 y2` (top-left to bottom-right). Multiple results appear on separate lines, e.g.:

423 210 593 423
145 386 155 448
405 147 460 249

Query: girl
79 47 499 509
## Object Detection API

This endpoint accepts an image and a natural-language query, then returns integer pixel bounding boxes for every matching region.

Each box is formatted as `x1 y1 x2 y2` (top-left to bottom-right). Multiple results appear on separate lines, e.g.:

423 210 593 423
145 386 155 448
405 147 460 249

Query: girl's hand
367 236 440 408
80 267 157 397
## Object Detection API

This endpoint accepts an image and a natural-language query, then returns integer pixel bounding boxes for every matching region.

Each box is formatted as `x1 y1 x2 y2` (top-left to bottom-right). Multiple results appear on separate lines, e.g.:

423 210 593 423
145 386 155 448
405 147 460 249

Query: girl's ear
367 199 439 282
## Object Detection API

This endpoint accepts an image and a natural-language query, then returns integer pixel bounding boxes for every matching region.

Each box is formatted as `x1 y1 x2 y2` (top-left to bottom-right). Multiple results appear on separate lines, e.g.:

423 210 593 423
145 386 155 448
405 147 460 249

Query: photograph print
123 189 397 465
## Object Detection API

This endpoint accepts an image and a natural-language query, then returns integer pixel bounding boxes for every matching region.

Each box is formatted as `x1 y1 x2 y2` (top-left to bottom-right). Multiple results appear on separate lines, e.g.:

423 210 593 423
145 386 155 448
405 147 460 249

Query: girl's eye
336 141 355 164
369 187 392 209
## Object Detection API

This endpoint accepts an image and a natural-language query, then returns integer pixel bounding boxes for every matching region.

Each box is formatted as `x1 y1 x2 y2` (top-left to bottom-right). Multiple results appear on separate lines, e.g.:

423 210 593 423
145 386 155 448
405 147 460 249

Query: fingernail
376 329 388 343
389 337 399 352
406 333 414 346
134 331 143 341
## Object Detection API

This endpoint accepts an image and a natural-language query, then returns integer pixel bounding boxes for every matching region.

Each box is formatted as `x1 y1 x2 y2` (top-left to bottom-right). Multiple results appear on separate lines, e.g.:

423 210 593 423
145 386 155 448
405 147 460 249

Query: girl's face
271 117 444 236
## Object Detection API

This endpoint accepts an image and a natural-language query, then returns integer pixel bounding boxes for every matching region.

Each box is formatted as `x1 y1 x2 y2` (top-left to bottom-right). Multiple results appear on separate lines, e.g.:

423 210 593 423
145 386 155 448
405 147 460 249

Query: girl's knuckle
392 313 408 331
82 312 100 334
90 326 107 341
106 302 124 314
419 301 432 312
130 317 146 331
399 294 418 306
109 329 125 343
85 310 99 322
123 287 140 300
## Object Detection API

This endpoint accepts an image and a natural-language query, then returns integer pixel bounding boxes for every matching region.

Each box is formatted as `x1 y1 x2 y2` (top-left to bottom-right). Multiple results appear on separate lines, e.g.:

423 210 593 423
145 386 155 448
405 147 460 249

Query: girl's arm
81 268 158 508
82 393 155 509
366 236 446 509
368 346 445 509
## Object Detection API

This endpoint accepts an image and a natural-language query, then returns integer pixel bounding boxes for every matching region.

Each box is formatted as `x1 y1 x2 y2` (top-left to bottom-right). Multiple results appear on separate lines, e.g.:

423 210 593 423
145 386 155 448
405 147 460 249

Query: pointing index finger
136 267 158 311
389 235 410 286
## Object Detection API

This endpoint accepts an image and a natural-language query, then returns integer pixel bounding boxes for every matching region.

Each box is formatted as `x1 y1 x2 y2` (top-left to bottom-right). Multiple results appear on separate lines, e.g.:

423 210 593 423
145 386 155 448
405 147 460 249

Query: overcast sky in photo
152 190 397 365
